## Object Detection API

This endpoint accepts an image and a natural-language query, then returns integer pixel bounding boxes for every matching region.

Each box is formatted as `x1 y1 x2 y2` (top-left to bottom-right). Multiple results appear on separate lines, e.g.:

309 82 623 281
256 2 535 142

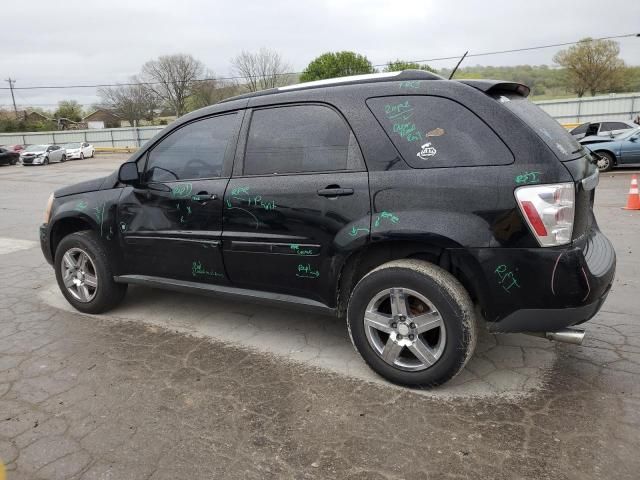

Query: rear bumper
450 226 616 333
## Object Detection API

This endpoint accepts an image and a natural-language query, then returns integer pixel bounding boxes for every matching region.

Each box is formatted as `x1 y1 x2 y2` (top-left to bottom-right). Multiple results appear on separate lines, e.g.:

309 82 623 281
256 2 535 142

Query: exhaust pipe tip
545 328 586 345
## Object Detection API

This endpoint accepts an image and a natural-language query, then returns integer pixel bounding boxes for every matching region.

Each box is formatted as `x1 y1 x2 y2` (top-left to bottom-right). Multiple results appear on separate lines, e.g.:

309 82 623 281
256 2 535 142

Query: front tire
55 231 127 314
80 152 84 160
595 151 614 172
43 156 49 165
347 259 477 387
60 154 66 163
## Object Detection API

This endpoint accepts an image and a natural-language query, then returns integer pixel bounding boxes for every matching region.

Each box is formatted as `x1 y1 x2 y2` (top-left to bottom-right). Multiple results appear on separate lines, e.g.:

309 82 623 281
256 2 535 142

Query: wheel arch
592 148 618 165
50 215 97 260
336 237 488 319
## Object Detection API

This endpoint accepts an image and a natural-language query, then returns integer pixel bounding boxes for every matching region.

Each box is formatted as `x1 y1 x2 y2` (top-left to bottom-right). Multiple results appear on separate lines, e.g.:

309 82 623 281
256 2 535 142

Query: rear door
619 132 640 164
222 103 370 305
117 112 242 284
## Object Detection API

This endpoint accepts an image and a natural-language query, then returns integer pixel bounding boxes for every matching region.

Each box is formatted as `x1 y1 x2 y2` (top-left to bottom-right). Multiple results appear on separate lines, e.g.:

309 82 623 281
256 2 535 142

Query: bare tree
140 54 204 116
188 72 239 110
231 48 292 92
98 77 159 126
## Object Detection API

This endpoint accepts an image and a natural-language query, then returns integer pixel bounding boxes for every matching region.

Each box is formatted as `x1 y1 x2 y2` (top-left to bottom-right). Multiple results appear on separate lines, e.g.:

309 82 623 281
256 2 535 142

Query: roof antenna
448 51 469 80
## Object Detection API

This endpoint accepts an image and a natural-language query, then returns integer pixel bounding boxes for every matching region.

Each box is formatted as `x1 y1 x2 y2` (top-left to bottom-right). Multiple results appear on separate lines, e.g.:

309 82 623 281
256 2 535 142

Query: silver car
20 144 67 166
570 120 638 140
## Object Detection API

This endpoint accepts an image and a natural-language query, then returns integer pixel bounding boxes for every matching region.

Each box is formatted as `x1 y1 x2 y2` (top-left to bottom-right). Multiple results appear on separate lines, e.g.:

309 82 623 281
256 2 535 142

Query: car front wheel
347 259 477 387
55 231 127 314
595 151 614 172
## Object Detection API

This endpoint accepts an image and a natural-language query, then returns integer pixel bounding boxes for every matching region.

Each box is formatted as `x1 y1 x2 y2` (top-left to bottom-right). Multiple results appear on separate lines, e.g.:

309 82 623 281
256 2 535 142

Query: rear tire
10 157 17 165
347 259 477 387
80 152 84 160
60 154 66 163
595 151 614 172
55 231 127 314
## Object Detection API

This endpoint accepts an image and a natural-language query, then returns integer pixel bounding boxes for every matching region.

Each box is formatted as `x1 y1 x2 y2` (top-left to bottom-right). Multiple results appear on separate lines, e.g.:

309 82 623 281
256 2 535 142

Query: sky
1 0 639 111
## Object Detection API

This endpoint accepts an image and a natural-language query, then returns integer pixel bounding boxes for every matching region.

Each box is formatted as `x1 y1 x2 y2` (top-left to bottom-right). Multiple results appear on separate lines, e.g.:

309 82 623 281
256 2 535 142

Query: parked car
39 70 615 388
580 128 640 172
20 144 66 165
63 142 95 160
1 144 25 152
570 120 637 140
0 147 20 165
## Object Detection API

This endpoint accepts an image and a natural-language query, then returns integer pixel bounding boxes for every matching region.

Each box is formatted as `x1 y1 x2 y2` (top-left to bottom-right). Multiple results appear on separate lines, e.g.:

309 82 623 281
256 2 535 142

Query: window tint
571 123 589 135
244 105 353 175
602 122 629 131
494 93 582 161
145 113 238 182
367 96 513 168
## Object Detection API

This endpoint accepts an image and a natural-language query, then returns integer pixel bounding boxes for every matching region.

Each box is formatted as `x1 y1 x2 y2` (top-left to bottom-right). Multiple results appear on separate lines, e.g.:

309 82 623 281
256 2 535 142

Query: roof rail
219 69 444 103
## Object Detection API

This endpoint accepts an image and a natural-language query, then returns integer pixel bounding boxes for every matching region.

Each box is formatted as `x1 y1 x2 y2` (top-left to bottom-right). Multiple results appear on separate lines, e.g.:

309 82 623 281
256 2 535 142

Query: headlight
44 194 54 223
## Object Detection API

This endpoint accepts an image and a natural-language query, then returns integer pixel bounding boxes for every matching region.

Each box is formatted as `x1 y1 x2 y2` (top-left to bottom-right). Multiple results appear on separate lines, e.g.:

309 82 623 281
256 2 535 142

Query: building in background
83 109 123 129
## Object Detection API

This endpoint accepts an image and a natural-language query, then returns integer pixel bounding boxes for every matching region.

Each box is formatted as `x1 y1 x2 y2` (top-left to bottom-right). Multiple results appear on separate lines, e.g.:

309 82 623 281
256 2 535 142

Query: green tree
383 60 437 73
553 38 626 97
54 100 83 122
300 51 375 82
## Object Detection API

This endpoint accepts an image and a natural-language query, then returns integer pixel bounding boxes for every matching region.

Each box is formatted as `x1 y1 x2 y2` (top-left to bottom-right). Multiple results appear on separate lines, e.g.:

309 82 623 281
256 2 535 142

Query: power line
0 32 637 92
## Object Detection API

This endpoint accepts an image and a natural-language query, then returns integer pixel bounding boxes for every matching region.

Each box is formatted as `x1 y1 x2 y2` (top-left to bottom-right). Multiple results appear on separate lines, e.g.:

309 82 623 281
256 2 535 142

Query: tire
80 152 84 160
595 151 614 172
60 154 66 163
91 150 95 158
10 157 17 165
347 259 477 387
54 230 127 314
43 156 49 165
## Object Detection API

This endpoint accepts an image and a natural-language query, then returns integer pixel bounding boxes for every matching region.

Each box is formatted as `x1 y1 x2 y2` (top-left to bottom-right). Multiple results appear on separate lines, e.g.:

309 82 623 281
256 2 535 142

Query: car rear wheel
55 231 127 314
347 259 477 387
595 151 614 172
60 154 66 163
80 152 84 160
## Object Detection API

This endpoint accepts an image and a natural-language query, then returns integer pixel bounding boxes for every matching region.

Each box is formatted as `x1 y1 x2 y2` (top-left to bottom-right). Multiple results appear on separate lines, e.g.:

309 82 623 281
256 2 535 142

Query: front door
620 133 640 164
118 112 242 284
222 104 371 306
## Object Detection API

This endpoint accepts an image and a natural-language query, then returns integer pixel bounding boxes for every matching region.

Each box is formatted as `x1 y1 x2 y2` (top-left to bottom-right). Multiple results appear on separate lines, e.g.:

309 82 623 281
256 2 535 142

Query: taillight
514 183 575 246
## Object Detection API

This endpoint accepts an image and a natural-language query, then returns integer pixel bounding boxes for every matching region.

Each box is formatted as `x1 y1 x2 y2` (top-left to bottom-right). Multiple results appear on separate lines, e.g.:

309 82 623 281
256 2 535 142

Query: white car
20 144 66 165
63 142 95 160
570 120 638 140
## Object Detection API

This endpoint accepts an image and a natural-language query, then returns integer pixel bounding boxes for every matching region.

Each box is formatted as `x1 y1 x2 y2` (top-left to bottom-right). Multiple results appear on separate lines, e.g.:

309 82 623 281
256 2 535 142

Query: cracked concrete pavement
0 155 639 479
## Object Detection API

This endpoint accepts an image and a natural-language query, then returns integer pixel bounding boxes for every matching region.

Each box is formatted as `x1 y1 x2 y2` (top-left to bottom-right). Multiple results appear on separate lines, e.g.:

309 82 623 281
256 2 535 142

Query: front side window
367 95 513 168
244 105 356 175
144 113 238 182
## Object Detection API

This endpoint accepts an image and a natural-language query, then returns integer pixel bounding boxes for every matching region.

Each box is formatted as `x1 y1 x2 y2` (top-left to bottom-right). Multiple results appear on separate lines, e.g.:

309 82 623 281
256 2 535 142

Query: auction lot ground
0 154 639 479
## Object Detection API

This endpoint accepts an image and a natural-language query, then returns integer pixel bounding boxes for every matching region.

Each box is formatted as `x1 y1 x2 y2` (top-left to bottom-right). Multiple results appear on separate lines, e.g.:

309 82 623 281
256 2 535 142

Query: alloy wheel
61 248 98 302
363 287 446 371
596 154 610 171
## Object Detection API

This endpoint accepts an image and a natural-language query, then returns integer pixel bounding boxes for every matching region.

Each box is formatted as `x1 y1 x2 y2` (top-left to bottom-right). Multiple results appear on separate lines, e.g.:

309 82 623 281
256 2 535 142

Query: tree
187 73 239 111
300 51 375 82
141 54 205 117
384 60 437 73
553 38 625 97
231 48 292 92
54 100 83 122
98 77 159 126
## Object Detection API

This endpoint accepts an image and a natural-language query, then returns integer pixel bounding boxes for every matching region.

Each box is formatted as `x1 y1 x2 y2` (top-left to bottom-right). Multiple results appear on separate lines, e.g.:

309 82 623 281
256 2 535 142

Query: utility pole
5 78 18 117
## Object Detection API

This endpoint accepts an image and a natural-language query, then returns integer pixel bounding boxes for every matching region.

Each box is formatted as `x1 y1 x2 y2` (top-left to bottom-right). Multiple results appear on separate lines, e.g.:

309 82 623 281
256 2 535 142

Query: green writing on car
192 261 224 278
392 123 422 142
399 80 422 89
349 226 370 237
171 183 193 199
494 264 520 293
74 200 88 211
374 211 400 227
296 263 320 279
515 171 541 185
231 186 250 195
290 244 314 256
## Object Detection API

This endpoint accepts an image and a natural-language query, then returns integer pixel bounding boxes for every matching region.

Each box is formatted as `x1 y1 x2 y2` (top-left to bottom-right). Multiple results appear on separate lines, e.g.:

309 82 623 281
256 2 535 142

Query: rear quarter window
367 95 513 169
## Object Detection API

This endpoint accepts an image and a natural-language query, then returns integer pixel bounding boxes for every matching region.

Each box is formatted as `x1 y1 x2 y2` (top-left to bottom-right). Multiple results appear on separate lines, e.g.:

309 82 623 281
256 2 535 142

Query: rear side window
601 122 629 131
367 96 513 168
571 123 589 135
495 93 583 161
244 105 360 175
145 113 238 182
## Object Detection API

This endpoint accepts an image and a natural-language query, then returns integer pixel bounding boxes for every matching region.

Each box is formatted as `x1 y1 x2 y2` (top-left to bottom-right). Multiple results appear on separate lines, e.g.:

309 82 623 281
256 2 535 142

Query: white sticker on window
417 142 437 160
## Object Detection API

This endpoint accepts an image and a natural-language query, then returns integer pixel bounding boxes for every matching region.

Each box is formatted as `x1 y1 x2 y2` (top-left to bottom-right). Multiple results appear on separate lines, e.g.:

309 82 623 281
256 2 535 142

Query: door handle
192 193 217 202
317 187 354 197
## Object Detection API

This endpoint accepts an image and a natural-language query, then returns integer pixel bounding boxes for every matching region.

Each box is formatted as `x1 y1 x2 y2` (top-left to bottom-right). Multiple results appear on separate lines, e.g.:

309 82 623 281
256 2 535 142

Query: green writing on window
171 183 193 199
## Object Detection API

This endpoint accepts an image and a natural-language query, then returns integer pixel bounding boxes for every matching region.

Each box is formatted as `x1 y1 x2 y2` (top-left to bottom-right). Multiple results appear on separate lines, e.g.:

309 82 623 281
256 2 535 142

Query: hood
54 176 107 198
21 150 45 156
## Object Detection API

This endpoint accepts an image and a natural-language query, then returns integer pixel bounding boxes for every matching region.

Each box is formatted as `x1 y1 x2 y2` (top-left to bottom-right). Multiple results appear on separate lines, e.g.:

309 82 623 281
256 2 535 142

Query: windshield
25 145 48 152
63 143 81 149
494 93 583 161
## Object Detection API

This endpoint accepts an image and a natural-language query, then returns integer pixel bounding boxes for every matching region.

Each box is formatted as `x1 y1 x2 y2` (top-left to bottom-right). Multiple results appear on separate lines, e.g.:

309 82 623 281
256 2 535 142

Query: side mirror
630 136 638 142
118 161 140 185
609 132 615 138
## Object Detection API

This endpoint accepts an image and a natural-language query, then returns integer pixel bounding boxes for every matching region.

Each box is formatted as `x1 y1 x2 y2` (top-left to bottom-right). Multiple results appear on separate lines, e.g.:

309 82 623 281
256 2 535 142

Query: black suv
40 70 615 387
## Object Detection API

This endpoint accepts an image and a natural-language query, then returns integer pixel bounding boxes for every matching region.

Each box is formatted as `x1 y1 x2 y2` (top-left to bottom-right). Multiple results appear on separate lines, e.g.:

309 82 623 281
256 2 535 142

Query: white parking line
0 237 39 255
